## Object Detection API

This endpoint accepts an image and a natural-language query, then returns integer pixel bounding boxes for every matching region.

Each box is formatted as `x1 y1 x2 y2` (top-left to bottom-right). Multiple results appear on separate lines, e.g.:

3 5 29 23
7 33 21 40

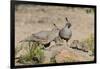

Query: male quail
59 17 72 46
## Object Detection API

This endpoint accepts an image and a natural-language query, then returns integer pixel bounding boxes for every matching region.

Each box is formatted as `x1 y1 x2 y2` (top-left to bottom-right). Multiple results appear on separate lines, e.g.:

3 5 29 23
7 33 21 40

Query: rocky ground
15 4 95 65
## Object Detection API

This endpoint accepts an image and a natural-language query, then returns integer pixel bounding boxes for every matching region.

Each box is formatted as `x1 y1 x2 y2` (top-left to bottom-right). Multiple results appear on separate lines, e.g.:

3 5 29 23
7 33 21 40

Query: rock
70 40 89 52
70 40 79 49
55 47 93 63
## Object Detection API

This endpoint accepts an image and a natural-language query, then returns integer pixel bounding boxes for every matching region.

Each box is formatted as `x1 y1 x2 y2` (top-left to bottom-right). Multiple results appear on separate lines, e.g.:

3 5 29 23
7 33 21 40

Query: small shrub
82 34 94 55
15 44 23 57
85 8 95 14
16 41 44 64
50 56 56 63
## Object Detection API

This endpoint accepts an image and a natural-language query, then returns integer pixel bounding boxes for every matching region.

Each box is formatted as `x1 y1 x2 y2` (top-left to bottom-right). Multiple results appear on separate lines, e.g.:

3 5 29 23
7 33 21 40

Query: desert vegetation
15 4 95 65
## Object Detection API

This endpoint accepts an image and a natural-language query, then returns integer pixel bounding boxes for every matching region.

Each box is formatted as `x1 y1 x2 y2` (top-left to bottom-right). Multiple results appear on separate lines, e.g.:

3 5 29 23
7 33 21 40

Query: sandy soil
15 4 94 46
14 4 95 65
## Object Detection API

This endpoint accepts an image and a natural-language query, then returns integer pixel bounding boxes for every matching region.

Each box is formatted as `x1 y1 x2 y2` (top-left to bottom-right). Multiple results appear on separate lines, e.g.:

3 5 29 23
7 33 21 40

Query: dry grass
15 42 44 65
15 4 95 65
82 34 94 55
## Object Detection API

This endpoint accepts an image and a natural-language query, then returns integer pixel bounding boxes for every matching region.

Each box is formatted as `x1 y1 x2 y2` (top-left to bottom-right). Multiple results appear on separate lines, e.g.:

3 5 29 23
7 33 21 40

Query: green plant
17 41 44 64
15 44 23 57
85 8 95 14
83 34 94 55
50 56 56 63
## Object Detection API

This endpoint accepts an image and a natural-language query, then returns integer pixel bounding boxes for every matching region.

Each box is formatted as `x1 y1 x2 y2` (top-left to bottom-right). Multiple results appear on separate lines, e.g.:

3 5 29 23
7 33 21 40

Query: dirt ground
15 4 94 46
14 4 95 65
